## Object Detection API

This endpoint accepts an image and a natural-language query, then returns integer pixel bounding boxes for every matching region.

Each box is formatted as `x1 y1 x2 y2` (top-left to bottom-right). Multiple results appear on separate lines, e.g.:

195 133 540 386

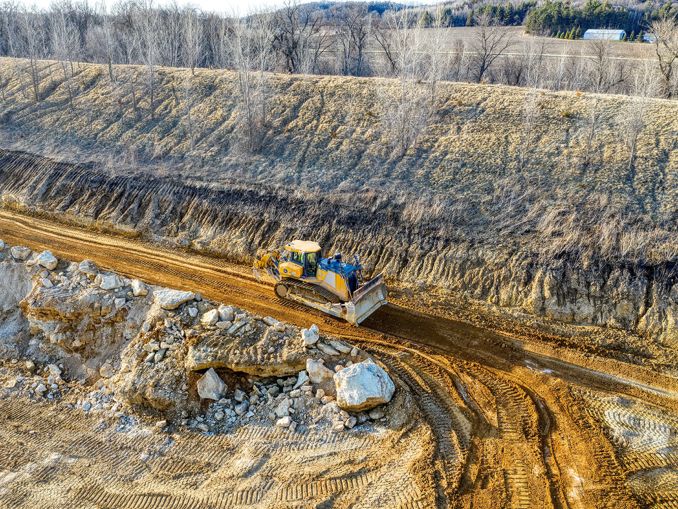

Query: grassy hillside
0 57 676 345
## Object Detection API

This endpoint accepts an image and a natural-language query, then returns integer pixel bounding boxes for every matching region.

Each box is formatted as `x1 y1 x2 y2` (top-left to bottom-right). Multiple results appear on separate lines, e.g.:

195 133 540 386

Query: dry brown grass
0 57 675 266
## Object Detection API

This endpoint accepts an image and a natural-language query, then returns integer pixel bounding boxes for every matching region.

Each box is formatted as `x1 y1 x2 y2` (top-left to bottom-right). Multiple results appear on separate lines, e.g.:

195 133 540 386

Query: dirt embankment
2 240 678 508
0 58 676 346
1 148 676 350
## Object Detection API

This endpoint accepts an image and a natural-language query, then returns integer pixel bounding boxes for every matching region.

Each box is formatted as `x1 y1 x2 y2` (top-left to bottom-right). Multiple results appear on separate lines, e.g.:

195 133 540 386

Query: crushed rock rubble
0 240 398 436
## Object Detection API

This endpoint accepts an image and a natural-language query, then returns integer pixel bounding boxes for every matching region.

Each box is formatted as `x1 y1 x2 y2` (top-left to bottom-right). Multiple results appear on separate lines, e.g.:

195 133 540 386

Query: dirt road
1 209 677 508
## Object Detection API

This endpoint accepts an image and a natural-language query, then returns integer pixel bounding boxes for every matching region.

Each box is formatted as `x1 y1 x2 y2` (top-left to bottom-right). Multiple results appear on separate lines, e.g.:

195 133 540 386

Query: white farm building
583 29 626 41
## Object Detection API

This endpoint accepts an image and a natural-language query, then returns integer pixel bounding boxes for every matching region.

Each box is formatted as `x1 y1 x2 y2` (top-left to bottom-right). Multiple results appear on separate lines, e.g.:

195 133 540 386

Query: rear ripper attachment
253 240 387 325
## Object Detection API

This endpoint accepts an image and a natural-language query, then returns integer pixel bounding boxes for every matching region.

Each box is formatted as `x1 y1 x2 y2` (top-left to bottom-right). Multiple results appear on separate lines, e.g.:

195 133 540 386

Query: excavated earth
0 225 677 509
0 59 676 508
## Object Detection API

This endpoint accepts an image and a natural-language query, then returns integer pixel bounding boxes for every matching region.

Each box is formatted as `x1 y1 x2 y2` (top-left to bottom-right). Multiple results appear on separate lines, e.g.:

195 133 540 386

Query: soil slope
0 57 675 347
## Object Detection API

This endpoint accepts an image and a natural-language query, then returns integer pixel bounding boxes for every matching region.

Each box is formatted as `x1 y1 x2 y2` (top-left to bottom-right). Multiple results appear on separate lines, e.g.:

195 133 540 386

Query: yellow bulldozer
253 240 387 325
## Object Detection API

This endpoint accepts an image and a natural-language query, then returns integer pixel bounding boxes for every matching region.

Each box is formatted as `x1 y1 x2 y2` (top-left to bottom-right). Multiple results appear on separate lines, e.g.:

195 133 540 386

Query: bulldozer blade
346 274 388 325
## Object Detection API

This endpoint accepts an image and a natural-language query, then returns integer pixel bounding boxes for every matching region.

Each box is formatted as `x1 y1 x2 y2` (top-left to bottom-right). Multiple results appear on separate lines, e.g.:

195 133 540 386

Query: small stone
234 401 249 416
329 340 352 354
131 279 148 297
10 246 31 261
315 389 325 399
214 411 224 421
47 364 62 378
100 274 124 290
188 307 198 318
368 408 385 420
83 401 92 412
201 309 219 326
154 288 195 310
99 363 115 378
263 316 279 327
317 342 340 356
334 364 343 372
301 324 320 346
233 389 246 403
218 305 235 322
155 420 167 429
216 321 231 329
289 389 301 398
197 423 209 432
36 251 58 270
78 260 98 275
41 278 53 288
306 359 334 384
35 383 47 396
25 360 35 372
154 349 167 363
276 416 292 428
274 398 290 418
321 395 335 404
344 416 357 429
114 298 126 309
144 352 155 363
350 347 359 357
197 368 227 400
293 370 309 389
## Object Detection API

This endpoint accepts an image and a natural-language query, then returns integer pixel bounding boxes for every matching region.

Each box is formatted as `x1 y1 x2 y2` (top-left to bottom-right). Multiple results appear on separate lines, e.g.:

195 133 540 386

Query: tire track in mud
1 209 677 508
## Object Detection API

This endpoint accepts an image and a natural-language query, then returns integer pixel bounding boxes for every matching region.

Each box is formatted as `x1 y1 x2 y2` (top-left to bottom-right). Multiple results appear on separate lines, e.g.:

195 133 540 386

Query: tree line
525 0 676 37
0 0 676 130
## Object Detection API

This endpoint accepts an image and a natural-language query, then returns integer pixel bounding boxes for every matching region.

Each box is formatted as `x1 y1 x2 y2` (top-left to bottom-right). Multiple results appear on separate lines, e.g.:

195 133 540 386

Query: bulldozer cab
283 240 321 279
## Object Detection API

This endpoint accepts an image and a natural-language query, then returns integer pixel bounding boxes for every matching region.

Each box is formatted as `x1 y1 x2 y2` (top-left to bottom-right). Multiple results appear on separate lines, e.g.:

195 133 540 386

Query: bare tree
578 98 600 172
182 7 202 75
50 2 79 108
469 13 513 83
588 39 628 93
156 1 181 68
18 6 44 102
335 4 370 77
229 12 273 152
272 1 329 74
649 16 678 98
423 6 450 108
622 97 646 184
378 8 430 157
133 0 159 118
87 1 117 82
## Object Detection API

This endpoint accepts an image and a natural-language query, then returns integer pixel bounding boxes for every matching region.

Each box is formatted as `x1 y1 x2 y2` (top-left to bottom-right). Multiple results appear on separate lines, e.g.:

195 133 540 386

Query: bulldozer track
1 209 677 508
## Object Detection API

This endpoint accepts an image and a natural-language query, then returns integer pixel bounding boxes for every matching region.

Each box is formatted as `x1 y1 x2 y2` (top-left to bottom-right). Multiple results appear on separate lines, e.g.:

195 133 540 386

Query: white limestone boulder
306 358 334 384
10 246 31 261
131 279 148 297
334 359 395 412
36 250 58 270
154 288 195 310
196 368 226 400
301 324 319 346
201 309 219 326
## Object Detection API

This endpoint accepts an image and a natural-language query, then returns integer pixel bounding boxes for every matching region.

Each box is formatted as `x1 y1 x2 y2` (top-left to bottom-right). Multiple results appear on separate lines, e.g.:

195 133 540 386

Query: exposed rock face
185 317 307 377
196 368 226 400
0 149 674 347
334 359 395 412
154 289 195 310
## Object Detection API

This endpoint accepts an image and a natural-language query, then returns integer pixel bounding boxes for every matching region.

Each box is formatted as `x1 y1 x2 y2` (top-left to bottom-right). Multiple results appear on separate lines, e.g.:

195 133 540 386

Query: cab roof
285 240 321 253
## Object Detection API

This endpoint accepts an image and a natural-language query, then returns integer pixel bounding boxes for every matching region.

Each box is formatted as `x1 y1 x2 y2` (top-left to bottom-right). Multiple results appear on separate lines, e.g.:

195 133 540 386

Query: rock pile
0 240 398 435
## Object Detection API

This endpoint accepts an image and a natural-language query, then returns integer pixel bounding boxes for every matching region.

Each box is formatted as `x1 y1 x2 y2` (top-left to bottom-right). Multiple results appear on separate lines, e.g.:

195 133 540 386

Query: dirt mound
0 240 401 429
